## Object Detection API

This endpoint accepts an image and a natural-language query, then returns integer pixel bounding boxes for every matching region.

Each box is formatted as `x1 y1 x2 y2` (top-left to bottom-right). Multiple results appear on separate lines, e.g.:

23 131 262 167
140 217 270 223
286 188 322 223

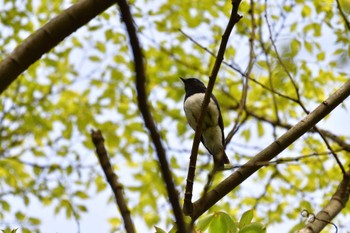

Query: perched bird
180 77 230 170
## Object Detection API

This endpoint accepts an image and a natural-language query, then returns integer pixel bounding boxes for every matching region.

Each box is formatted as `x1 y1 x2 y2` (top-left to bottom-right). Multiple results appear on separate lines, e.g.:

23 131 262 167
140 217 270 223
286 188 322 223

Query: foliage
0 0 350 232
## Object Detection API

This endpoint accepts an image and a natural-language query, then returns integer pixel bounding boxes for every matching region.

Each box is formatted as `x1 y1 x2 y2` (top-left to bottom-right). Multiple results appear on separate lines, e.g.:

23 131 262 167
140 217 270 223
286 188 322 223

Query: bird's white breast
184 93 219 130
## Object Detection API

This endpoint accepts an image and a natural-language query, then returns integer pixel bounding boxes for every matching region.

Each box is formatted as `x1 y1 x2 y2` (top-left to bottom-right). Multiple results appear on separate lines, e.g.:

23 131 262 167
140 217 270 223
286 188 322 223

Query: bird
180 77 230 170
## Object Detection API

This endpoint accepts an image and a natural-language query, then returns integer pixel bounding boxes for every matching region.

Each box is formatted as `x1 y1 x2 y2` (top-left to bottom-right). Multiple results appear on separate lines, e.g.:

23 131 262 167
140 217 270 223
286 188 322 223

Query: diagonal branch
298 170 350 233
183 0 243 215
114 0 187 231
91 129 135 233
0 0 116 95
188 79 350 220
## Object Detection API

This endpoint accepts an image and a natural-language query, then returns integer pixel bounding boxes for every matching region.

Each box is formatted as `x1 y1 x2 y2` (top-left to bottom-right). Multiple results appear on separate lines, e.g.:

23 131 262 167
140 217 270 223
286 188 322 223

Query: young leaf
239 222 266 233
238 210 254 229
197 213 215 231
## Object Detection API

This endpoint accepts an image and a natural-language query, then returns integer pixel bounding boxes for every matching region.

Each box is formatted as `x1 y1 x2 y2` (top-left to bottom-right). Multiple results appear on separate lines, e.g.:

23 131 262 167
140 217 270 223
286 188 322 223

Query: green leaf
239 210 254 229
239 222 266 233
197 213 215 231
1 228 18 233
95 175 107 192
339 0 350 14
257 121 264 137
15 211 26 221
24 195 30 206
290 39 301 56
0 200 10 212
301 5 312 17
202 212 237 233
28 217 41 225
77 204 88 212
241 129 251 142
108 217 121 227
89 55 101 62
317 51 325 61
21 228 31 233
74 191 89 199
304 41 313 53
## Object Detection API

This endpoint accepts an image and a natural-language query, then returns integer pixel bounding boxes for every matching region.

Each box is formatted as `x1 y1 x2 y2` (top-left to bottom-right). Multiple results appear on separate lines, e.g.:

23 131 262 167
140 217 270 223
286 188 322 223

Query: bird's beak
180 77 186 83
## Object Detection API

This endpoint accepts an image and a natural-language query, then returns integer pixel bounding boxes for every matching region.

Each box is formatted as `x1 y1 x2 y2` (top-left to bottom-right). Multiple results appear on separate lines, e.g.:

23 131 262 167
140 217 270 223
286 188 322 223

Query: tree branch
183 0 243 215
114 1 187 231
91 130 135 233
189 79 350 220
0 0 116 95
298 170 350 233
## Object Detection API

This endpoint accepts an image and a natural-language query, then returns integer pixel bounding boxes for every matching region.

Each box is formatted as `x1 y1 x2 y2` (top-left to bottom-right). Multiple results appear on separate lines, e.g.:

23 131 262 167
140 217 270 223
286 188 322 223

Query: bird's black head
180 78 206 97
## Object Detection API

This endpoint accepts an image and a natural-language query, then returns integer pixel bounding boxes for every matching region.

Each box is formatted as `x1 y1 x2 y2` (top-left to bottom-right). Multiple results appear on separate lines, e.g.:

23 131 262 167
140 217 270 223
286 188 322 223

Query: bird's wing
210 94 225 147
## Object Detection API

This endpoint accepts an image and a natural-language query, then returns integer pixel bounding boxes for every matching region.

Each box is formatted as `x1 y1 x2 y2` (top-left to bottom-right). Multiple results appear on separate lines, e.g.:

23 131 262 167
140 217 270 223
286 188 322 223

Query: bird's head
180 77 206 94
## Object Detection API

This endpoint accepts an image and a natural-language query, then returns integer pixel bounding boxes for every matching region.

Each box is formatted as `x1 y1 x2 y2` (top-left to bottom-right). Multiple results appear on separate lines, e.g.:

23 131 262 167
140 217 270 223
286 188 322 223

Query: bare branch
91 130 135 233
225 0 256 145
183 0 243 216
114 1 187 231
0 0 116 95
226 149 345 169
298 170 350 233
189 79 350 220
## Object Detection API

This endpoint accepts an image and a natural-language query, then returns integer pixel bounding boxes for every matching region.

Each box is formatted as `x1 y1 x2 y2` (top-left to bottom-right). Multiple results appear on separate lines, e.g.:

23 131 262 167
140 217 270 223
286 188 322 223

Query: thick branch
183 0 242 216
0 0 116 95
115 0 187 231
298 171 350 233
91 130 135 233
189 79 350 220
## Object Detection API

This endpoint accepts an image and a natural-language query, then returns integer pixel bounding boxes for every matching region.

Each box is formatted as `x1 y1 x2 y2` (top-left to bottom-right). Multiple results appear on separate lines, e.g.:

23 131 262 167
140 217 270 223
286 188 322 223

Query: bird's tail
213 150 230 171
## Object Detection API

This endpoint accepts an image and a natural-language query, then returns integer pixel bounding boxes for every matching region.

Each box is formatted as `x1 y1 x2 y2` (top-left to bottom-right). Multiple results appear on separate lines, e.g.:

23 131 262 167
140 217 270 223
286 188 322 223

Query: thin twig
225 0 255 146
313 127 346 174
91 129 135 233
257 8 280 135
66 199 81 233
183 0 243 216
114 1 187 231
226 149 345 169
